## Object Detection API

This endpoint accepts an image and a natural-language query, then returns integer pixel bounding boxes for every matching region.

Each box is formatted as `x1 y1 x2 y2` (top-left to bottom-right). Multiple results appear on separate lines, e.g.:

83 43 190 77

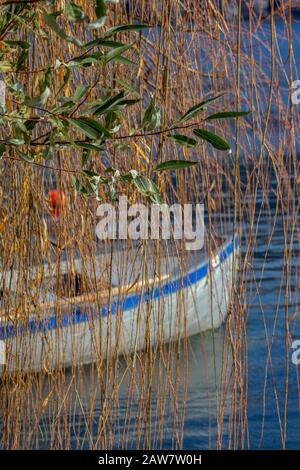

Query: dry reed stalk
0 0 299 450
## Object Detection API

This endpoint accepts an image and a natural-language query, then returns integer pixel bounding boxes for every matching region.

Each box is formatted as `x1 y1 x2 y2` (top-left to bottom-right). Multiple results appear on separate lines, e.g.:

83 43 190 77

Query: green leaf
42 146 53 160
167 134 198 148
133 176 163 204
120 169 138 183
104 111 120 133
82 149 90 167
73 84 90 102
83 170 101 182
88 0 107 28
43 13 82 47
66 2 86 22
83 170 101 197
179 93 224 122
24 119 38 131
142 98 153 129
95 0 107 18
52 100 75 114
72 176 89 196
112 56 136 67
67 54 102 68
25 87 50 107
69 117 111 139
75 142 104 152
205 111 250 120
114 78 138 95
57 66 71 95
117 98 140 107
103 43 133 65
0 61 13 73
40 67 51 94
92 91 125 115
154 160 198 172
84 38 124 48
104 23 149 38
15 49 29 71
0 143 6 159
6 138 25 146
142 97 161 131
4 40 30 50
6 41 30 71
193 129 230 151
25 68 51 107
92 92 139 116
16 149 35 162
88 17 106 29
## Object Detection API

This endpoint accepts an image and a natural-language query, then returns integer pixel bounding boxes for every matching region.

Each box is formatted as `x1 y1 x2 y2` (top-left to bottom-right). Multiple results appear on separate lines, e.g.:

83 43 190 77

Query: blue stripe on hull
0 236 237 341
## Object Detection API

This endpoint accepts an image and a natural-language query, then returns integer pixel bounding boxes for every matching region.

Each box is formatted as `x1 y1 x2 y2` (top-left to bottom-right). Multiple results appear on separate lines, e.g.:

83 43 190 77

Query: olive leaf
179 93 224 122
66 2 86 22
205 111 250 120
88 0 107 29
154 160 198 172
104 23 149 38
167 134 198 148
142 97 161 131
193 129 230 151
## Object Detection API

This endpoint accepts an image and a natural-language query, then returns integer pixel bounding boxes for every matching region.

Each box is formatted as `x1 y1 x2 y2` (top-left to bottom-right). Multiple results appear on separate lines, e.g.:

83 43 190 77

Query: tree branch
0 120 203 148
1 0 41 6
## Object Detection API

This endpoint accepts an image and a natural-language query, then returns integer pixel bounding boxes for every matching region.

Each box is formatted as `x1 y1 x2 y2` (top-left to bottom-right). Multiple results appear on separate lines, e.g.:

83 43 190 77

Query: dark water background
180 16 300 449
182 16 300 449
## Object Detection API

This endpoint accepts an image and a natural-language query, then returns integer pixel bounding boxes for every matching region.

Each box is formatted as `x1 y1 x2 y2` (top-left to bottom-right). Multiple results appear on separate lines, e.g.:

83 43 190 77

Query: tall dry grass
0 0 299 449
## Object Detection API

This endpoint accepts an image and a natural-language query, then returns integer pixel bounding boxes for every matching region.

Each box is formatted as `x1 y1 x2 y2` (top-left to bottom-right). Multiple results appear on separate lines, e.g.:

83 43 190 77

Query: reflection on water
34 329 232 449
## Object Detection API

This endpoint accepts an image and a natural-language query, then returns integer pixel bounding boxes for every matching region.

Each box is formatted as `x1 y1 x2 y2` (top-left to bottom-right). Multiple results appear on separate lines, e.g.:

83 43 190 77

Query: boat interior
0 232 234 317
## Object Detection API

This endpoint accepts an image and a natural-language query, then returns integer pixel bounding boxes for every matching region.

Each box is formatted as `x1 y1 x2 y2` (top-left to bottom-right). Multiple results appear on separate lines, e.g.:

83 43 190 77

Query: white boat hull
0 236 238 372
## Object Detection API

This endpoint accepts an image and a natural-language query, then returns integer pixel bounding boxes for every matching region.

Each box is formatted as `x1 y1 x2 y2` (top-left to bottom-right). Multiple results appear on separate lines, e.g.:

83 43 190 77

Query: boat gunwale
0 234 238 341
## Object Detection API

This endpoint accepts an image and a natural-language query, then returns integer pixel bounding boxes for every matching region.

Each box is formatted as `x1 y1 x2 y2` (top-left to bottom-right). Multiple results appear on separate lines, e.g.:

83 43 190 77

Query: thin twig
1 119 205 147
0 0 41 5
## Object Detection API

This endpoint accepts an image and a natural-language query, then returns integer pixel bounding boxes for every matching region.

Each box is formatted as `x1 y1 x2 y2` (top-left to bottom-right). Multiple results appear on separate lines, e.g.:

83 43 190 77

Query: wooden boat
0 234 238 372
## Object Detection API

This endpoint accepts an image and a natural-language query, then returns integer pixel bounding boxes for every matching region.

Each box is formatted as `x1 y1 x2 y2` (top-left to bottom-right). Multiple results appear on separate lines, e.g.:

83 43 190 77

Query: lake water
60 192 299 450
184 16 300 449
4 15 300 450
